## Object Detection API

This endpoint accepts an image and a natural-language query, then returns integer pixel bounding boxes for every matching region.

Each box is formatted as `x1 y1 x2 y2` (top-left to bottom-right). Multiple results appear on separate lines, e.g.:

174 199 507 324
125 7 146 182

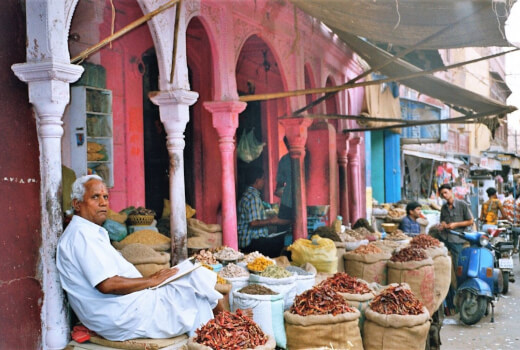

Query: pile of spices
247 257 274 272
237 284 278 295
216 275 228 285
193 310 267 349
290 285 356 316
219 263 249 278
258 265 292 278
320 272 372 294
390 247 427 262
285 266 314 276
193 250 218 264
119 230 170 245
344 229 366 240
410 234 441 249
242 251 266 264
213 247 243 260
351 244 383 255
384 229 409 241
314 226 342 242
370 284 425 315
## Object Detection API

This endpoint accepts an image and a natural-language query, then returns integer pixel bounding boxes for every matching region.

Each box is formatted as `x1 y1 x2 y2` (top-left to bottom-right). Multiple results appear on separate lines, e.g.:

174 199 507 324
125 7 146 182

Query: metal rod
71 0 180 64
169 0 182 84
238 48 518 103
342 107 517 133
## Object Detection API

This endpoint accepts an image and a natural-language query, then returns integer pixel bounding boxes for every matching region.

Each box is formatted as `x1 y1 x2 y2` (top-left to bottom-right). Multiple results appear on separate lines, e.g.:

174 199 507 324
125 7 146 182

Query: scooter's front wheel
460 293 487 325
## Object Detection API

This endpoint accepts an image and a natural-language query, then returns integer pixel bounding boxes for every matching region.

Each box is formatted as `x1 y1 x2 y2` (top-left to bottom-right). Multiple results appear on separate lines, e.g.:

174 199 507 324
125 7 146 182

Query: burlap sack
334 242 347 272
423 245 451 312
120 243 171 265
387 258 435 315
284 309 363 350
187 334 276 350
371 239 406 254
339 281 375 332
363 307 431 350
343 251 392 284
134 262 170 277
187 218 222 233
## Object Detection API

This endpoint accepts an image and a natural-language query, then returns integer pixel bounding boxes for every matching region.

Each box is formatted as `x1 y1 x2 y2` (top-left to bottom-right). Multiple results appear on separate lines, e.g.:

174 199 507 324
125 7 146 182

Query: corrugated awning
333 30 514 117
291 0 515 49
403 150 464 165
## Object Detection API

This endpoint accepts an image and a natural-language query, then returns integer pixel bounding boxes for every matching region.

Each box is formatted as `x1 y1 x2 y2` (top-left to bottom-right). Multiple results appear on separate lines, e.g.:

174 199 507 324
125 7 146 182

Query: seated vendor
237 167 282 257
56 175 223 341
400 202 422 237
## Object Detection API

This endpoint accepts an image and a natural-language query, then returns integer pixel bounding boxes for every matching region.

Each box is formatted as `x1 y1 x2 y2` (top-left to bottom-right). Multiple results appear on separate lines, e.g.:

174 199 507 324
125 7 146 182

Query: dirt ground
440 253 520 349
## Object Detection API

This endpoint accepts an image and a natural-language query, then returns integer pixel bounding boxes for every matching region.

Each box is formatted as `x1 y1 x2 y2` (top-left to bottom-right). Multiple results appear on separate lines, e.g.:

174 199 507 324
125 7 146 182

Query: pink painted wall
99 1 150 210
186 17 222 224
0 2 43 348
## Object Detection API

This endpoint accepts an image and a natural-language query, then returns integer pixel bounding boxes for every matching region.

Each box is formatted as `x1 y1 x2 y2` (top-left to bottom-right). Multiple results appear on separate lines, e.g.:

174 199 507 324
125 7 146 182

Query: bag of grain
112 230 170 251
344 244 392 284
233 286 286 349
409 234 451 313
387 246 435 315
363 284 430 350
249 266 297 310
284 285 363 350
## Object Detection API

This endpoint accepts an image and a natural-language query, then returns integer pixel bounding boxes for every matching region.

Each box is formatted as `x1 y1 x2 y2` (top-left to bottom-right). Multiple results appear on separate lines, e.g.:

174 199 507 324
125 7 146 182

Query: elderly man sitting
57 175 222 341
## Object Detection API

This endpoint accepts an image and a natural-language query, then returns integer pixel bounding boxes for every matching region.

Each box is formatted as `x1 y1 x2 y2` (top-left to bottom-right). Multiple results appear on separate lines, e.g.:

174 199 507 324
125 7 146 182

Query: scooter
487 220 515 294
450 230 502 325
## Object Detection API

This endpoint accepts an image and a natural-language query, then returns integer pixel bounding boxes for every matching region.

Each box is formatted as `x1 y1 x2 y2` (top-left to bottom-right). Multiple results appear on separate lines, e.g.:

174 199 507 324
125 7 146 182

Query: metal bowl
307 205 330 217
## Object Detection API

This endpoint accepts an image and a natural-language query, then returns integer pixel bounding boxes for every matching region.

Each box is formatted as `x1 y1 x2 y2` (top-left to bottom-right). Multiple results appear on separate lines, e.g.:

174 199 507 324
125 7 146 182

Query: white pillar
12 61 83 349
149 89 198 264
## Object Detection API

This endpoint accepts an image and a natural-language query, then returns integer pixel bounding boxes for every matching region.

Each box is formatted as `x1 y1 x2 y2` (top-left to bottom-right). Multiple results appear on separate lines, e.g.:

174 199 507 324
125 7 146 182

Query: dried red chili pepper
290 285 356 316
193 310 267 349
370 284 425 315
319 272 372 294
390 246 427 262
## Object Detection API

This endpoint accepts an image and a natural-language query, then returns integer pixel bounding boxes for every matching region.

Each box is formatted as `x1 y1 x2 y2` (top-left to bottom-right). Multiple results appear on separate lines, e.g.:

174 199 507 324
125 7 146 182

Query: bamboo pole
239 48 518 103
71 0 180 64
169 0 182 84
281 113 417 124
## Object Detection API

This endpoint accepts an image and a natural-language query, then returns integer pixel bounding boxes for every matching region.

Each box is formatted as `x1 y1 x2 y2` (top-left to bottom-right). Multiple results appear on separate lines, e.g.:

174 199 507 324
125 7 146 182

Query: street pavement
441 253 520 349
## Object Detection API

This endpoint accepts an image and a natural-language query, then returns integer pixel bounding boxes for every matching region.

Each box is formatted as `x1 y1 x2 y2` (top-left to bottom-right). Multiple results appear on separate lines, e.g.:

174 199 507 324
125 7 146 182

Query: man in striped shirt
237 167 277 254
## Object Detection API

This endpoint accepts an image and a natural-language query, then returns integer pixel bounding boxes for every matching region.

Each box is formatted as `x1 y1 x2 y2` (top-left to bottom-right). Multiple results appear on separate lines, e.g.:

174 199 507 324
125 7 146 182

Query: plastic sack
288 235 338 273
103 219 128 241
249 274 297 310
237 128 265 163
225 275 250 310
232 290 286 349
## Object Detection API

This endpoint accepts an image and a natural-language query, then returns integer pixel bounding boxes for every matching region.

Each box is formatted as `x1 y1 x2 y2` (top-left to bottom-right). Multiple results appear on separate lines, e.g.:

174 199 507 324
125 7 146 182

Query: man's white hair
70 175 104 208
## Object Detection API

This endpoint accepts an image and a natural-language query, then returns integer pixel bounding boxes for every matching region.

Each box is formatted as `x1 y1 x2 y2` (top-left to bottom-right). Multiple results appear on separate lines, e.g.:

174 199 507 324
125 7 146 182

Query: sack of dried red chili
410 239 451 313
363 284 430 350
319 272 375 333
188 310 276 350
284 286 363 350
343 246 392 285
387 247 435 315
232 290 286 349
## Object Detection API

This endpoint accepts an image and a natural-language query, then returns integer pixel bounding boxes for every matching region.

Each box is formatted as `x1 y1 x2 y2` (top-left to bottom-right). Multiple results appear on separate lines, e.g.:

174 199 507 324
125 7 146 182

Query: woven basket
127 214 155 226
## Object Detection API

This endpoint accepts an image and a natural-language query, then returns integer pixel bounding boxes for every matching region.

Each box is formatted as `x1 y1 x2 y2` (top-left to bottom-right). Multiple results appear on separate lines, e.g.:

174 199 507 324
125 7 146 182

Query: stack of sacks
120 243 171 277
187 218 222 249
113 230 171 276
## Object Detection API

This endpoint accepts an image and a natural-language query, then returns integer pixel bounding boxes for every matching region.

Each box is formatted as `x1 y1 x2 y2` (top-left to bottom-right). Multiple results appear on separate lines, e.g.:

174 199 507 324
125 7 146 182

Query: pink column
204 101 247 249
348 136 363 222
336 134 350 225
280 117 312 241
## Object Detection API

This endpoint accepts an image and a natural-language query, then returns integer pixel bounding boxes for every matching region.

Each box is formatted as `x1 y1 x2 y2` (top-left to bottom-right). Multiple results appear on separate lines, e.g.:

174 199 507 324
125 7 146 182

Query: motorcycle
451 230 502 325
486 220 515 294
